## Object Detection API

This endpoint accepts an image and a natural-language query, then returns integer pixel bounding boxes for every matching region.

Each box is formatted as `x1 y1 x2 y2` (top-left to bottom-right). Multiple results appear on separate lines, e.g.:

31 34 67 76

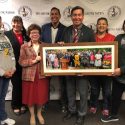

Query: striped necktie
73 28 79 43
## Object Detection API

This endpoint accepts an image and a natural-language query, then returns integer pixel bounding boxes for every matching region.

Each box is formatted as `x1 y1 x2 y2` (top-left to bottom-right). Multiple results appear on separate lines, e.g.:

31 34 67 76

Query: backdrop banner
1 0 124 100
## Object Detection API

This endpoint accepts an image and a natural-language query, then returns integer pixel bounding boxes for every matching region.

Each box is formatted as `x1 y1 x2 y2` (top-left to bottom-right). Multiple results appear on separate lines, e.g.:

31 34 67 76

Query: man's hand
57 41 65 46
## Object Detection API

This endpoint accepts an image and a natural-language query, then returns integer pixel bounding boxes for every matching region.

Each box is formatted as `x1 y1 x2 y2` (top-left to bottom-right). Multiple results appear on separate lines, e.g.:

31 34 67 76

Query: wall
1 0 125 100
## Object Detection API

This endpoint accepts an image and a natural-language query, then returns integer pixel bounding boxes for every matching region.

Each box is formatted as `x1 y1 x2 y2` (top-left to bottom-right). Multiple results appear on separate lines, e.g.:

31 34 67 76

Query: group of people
0 5 125 125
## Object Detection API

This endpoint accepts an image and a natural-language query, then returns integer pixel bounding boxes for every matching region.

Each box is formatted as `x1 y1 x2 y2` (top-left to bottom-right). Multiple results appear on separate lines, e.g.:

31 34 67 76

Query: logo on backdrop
41 0 54 4
108 6 121 20
18 6 32 20
63 6 73 21
0 0 8 3
3 22 11 31
87 23 96 33
86 0 99 4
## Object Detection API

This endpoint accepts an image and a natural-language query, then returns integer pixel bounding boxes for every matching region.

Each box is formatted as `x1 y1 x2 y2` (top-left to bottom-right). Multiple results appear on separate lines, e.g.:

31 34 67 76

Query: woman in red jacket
19 24 49 125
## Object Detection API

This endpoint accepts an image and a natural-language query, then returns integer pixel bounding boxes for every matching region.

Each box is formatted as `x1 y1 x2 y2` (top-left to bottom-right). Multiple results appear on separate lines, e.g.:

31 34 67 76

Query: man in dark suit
41 7 66 43
41 7 68 113
62 6 95 125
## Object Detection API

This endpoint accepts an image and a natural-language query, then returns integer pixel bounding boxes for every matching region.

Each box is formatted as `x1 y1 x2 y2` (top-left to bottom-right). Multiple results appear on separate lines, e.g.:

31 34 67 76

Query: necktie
73 28 79 43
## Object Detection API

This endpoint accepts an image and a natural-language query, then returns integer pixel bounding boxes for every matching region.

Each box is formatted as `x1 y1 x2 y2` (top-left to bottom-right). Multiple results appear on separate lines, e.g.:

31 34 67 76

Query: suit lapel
10 30 20 49
55 28 60 43
78 25 84 42
48 24 52 43
27 41 37 56
69 26 73 43
55 23 62 43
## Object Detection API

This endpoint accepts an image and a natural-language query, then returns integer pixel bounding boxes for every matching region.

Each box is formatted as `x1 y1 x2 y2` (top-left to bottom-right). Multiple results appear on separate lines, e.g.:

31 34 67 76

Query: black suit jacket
62 24 95 43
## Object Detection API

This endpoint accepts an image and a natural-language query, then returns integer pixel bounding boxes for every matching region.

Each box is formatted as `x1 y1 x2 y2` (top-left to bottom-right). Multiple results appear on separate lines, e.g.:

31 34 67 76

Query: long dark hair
122 20 125 31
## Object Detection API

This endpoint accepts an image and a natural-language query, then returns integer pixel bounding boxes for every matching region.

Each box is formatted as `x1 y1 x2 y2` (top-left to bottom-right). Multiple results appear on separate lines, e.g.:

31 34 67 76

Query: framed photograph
40 42 118 76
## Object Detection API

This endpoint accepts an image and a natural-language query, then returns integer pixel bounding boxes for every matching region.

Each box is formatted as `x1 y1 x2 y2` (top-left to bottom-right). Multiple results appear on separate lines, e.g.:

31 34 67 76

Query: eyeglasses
30 31 39 34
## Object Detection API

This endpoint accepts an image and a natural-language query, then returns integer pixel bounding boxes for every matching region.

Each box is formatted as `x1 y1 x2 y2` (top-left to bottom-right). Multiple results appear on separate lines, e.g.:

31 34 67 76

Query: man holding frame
61 6 95 125
41 7 68 113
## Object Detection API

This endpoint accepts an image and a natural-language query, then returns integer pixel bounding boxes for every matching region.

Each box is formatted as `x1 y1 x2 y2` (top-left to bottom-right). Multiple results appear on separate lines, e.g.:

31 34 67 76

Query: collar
27 40 41 47
51 22 60 29
73 23 83 30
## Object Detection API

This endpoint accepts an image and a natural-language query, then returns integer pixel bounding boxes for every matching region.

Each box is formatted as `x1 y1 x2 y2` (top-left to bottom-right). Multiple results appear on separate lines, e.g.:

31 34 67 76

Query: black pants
89 76 112 110
11 69 23 109
59 76 68 107
111 78 125 115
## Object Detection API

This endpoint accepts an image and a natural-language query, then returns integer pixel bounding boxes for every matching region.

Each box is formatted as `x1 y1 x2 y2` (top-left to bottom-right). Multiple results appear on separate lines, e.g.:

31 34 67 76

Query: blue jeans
0 77 10 121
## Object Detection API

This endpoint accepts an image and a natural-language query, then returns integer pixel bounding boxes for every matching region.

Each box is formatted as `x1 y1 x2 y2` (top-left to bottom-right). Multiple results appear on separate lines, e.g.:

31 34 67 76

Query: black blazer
115 34 125 84
62 24 95 43
41 22 66 43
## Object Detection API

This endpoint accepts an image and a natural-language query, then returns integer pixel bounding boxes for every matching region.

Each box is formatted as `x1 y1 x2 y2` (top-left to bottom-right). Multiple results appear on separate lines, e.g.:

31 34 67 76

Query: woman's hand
32 56 41 64
35 56 41 61
4 70 13 78
112 68 121 76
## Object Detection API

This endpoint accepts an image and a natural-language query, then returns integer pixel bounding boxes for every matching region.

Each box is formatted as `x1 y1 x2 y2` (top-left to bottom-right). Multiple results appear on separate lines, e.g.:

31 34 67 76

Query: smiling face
96 19 108 34
29 29 40 42
50 9 61 25
71 9 84 27
12 21 23 33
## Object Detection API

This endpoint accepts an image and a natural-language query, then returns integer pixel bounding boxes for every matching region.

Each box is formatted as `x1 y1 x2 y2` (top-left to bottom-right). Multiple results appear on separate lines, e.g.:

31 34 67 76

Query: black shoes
13 109 21 116
61 106 67 113
63 111 76 120
20 106 27 114
74 116 85 125
13 106 27 116
63 111 85 125
101 115 119 123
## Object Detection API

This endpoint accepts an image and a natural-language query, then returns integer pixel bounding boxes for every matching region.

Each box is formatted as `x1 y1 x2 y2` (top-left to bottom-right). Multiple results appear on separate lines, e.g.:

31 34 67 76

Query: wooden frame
40 41 118 76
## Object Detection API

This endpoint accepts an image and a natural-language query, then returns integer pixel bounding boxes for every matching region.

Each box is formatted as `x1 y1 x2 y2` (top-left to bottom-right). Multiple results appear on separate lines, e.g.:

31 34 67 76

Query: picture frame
40 41 118 76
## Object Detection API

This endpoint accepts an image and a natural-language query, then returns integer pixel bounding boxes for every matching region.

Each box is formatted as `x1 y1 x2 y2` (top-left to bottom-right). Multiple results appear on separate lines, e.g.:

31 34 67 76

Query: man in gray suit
62 6 95 125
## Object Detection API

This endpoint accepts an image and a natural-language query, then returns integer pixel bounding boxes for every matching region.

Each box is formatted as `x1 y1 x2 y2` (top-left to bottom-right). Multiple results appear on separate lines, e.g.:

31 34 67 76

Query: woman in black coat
5 16 29 115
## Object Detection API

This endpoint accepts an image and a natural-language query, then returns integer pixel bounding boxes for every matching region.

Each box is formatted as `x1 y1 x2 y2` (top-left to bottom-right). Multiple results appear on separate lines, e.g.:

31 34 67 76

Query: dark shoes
13 106 27 115
13 109 21 115
63 111 85 125
63 111 76 120
101 115 119 123
61 106 67 113
74 116 85 125
20 106 27 114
